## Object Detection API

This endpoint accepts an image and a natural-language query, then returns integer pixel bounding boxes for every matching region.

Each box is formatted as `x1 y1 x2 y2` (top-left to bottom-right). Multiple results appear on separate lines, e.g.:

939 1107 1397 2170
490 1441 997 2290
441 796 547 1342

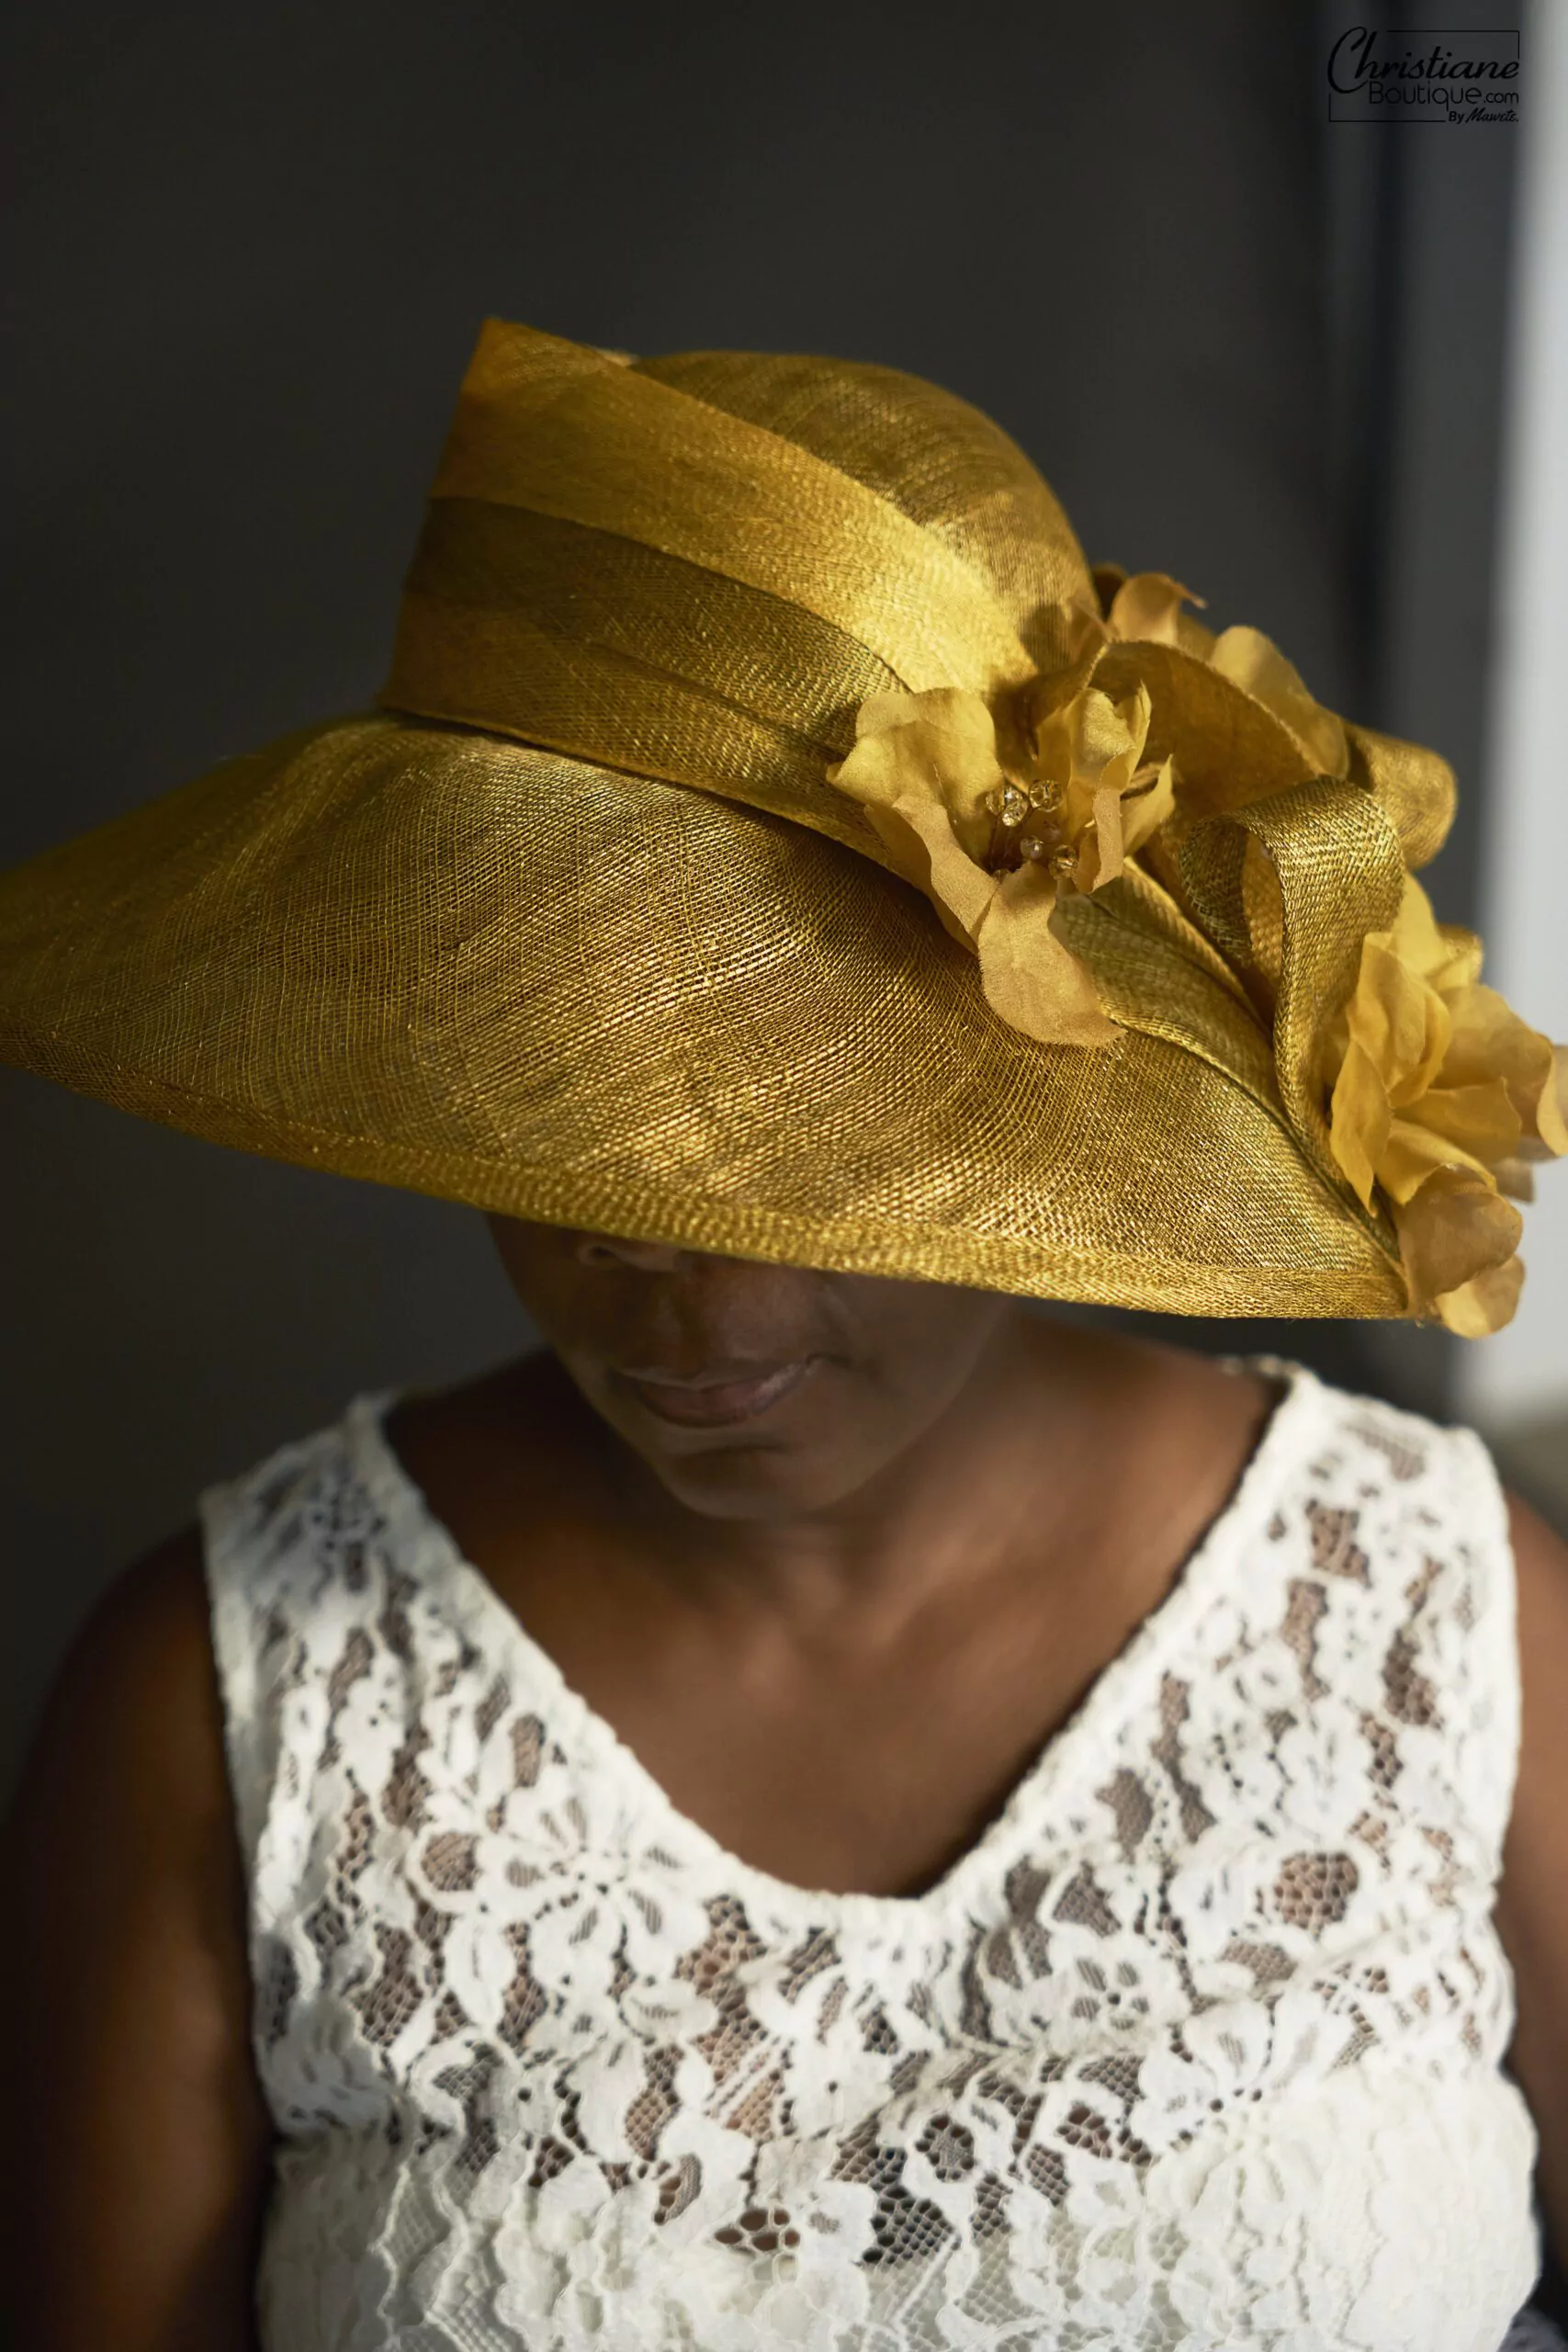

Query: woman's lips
615 1357 818 1429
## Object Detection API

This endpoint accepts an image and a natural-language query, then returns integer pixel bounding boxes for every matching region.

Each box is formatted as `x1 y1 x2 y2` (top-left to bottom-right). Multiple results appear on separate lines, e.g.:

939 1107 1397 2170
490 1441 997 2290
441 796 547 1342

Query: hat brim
0 713 1406 1317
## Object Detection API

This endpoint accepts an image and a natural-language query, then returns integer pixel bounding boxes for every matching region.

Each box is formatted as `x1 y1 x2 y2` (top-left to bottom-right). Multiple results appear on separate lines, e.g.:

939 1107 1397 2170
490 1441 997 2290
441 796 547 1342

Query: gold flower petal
829 686 1007 856
1545 1045 1568 1157
1406 1077 1521 1167
1105 571 1206 647
1324 868 1565 1324
978 865 1118 1047
1433 1253 1526 1339
1396 1166 1523 1320
828 680 1134 1046
1120 757 1178 858
1345 935 1450 1106
1429 922 1484 997
1383 869 1450 977
1077 684 1154 788
853 797 997 946
1328 1035 1392 1211
1441 988 1568 1155
1209 624 1349 780
1378 1112 1502 1206
1085 781 1127 889
1045 683 1155 889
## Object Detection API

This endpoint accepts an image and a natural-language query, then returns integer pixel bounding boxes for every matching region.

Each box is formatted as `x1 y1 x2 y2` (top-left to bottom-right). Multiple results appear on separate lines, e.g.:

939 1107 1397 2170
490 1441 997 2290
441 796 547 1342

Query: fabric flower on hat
1070 568 1350 785
1322 872 1568 1335
827 675 1175 1049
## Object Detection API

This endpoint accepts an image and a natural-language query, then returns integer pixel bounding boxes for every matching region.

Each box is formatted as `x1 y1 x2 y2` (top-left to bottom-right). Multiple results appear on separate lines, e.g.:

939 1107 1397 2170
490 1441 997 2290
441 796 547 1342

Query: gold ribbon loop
1180 778 1406 1174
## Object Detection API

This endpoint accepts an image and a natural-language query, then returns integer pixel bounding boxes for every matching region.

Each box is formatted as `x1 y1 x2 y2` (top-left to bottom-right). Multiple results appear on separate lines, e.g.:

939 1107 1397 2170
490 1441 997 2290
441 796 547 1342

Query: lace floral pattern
204 1365 1541 2349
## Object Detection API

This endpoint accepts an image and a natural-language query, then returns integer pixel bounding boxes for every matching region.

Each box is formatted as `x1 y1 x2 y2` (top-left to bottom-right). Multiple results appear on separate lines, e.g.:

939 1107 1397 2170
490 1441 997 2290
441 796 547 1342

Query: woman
3 322 1565 2351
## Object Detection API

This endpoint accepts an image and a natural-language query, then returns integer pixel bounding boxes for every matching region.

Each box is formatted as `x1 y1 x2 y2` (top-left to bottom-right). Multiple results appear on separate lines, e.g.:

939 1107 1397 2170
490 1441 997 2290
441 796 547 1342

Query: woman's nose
572 1229 697 1274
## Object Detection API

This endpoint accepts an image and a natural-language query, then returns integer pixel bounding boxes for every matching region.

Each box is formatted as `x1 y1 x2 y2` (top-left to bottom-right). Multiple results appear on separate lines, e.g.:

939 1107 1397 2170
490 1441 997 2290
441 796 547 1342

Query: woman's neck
537 1317 1272 1637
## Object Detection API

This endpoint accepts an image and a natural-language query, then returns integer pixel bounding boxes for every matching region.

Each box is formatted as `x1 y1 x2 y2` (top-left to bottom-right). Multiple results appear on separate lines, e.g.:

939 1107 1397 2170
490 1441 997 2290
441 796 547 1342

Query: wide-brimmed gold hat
2 322 1562 1329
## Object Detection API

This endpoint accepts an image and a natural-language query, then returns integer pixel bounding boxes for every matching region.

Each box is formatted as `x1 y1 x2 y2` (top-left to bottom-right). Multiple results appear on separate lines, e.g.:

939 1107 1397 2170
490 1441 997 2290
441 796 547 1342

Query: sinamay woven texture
3 318 1551 1320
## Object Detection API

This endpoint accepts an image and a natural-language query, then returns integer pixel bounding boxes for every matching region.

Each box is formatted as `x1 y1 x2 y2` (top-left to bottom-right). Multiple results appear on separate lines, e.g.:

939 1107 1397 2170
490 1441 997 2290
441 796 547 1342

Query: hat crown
383 320 1093 843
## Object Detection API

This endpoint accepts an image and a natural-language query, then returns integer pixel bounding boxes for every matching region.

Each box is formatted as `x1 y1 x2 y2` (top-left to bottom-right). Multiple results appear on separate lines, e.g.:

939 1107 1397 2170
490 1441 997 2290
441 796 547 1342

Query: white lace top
204 1363 1545 2351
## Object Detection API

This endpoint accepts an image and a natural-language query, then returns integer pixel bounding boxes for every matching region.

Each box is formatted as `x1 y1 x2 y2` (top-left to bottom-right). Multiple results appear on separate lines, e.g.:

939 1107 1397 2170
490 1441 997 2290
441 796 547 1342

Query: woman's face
488 1218 1012 1521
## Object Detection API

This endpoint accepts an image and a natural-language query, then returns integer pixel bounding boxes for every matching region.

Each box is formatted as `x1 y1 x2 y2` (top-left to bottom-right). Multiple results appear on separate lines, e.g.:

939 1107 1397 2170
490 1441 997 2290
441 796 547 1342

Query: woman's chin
631 1430 878 1521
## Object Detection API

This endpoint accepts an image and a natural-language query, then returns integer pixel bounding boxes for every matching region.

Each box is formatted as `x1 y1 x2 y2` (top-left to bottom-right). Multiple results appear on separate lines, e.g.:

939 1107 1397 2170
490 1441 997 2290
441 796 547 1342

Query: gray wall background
3 2 1522 1776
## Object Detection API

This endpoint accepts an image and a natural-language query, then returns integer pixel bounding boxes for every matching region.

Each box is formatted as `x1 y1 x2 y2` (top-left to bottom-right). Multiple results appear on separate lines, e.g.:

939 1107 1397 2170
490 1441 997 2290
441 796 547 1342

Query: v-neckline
345 1357 1319 1935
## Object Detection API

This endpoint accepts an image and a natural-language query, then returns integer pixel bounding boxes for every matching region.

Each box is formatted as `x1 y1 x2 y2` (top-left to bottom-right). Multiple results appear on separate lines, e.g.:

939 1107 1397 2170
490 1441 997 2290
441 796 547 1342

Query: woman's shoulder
201 1351 564 1587
1107 1346 1525 1799
6 1526 246 2059
11 1380 382 1872
201 1386 389 1580
1264 1362 1519 1677
1228 1351 1513 1561
19 1523 223 1820
1092 1329 1507 1566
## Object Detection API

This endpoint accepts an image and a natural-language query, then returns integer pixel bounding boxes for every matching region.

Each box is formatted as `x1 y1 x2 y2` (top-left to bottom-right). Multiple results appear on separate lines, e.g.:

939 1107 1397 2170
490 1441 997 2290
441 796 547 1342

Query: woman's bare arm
1 1532 270 2351
1496 1491 1568 2278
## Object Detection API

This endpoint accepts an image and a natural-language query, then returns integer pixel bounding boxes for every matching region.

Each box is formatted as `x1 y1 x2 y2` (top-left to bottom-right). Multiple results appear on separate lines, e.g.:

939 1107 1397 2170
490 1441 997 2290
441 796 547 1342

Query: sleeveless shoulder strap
200 1395 443 2099
201 1418 353 1874
1303 1381 1521 1881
